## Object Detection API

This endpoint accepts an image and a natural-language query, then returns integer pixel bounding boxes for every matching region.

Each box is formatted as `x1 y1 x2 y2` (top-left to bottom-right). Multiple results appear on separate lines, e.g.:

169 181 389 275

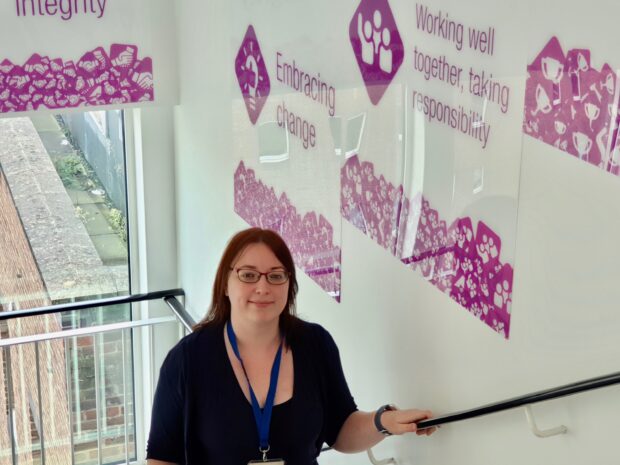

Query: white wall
172 0 620 464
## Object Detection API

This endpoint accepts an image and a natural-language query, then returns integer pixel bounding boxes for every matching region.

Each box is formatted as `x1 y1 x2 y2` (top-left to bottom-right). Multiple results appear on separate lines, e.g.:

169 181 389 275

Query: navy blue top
146 320 358 465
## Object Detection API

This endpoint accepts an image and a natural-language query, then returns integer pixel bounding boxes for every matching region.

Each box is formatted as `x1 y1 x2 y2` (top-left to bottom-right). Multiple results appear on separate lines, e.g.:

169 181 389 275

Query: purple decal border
341 155 513 338
524 36 620 176
0 44 153 113
234 162 342 302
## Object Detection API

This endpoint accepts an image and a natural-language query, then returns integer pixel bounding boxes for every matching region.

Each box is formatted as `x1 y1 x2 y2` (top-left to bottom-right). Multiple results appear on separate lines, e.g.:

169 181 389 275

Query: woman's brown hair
193 228 300 339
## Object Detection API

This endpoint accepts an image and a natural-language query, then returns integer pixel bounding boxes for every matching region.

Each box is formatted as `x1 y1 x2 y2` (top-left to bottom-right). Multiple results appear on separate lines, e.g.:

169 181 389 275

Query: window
0 110 134 464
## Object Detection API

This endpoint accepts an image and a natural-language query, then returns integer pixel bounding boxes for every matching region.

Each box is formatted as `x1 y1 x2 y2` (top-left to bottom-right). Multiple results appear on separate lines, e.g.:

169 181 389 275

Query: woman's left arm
332 408 436 453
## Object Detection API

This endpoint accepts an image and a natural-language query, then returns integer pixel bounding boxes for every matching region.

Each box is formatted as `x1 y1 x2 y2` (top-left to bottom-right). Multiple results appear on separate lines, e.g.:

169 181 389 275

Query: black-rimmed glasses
231 268 290 285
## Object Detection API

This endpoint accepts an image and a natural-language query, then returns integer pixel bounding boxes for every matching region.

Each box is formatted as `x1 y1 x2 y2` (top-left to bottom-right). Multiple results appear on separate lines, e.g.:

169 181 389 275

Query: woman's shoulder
165 321 223 363
292 319 338 352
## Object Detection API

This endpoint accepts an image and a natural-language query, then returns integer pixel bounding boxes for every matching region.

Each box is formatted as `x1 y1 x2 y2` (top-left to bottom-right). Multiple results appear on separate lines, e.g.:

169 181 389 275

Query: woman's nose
254 275 271 292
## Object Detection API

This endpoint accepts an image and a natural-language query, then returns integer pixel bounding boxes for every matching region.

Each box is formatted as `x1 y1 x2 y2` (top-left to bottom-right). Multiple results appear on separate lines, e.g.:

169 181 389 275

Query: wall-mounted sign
524 37 620 176
0 0 176 114
226 0 620 340
232 22 343 301
341 0 518 338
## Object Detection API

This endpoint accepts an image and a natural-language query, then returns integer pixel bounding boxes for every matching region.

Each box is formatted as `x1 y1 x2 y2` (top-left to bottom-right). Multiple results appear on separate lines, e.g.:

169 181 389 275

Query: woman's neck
229 315 280 351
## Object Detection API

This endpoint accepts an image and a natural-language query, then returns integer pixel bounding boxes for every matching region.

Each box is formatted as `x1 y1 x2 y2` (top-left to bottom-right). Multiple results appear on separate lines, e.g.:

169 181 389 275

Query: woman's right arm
146 345 186 464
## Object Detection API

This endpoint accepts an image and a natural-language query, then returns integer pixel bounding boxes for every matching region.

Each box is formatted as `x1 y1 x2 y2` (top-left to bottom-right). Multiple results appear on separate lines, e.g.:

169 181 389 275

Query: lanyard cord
226 321 283 454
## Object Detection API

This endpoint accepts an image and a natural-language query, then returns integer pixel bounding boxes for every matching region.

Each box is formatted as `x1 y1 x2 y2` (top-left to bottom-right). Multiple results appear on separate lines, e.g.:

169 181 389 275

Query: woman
147 227 436 465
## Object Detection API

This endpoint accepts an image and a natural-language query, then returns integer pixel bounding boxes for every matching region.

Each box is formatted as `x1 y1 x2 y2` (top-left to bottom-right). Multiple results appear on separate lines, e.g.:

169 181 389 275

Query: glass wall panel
230 1 521 337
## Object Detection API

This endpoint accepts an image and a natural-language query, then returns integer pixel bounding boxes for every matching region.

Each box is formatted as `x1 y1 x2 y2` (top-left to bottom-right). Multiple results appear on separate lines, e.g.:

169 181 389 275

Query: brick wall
1 164 135 465
1 168 71 465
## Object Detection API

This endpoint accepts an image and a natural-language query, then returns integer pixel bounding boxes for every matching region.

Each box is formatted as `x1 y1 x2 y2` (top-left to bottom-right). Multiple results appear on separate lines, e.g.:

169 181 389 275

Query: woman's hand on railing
333 408 437 454
381 408 437 436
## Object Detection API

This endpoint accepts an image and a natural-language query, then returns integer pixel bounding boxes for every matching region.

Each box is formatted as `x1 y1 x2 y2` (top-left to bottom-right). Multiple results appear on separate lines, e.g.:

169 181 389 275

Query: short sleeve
146 343 187 464
314 326 358 446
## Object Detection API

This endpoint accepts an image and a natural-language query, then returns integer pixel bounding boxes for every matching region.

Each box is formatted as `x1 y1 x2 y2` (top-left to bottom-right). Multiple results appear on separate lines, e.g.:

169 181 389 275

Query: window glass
0 111 134 465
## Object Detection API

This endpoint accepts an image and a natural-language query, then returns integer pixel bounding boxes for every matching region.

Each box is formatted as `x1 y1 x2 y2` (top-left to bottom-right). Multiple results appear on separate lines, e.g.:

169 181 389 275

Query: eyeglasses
231 268 290 285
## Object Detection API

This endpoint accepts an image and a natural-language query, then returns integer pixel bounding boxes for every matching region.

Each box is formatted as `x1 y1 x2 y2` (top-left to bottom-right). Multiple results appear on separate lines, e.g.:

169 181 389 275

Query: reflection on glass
473 167 484 194
345 113 366 158
328 116 342 156
258 120 289 163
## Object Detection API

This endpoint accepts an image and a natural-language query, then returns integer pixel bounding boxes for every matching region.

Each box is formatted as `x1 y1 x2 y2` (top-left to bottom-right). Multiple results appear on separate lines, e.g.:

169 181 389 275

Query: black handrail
416 370 620 430
0 288 185 321
6 290 618 437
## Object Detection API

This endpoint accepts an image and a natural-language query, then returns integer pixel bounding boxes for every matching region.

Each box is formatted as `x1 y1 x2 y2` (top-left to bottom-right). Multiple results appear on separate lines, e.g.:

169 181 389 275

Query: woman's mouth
249 300 274 307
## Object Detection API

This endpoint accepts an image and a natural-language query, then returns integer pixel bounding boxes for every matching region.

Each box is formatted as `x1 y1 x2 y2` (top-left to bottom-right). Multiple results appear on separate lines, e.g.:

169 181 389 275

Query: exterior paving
0 117 128 302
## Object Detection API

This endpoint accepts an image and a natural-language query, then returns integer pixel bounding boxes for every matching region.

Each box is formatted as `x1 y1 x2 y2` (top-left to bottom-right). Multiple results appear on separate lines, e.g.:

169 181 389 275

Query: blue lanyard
226 322 283 454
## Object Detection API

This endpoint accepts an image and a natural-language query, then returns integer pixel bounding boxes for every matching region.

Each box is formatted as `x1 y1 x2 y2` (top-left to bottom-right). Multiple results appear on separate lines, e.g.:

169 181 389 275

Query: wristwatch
374 404 397 436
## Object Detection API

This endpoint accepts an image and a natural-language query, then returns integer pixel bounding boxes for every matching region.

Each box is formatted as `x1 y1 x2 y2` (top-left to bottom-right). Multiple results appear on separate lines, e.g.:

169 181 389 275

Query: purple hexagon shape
235 25 271 125
349 0 404 105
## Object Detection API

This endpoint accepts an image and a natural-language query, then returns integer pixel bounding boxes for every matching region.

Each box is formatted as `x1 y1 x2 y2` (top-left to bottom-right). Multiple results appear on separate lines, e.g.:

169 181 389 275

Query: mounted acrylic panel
230 0 523 335
232 21 343 301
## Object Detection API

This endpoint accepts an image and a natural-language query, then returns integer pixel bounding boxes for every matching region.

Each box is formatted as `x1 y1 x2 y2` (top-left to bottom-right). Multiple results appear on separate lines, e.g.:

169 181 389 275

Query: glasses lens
237 269 260 283
267 272 289 284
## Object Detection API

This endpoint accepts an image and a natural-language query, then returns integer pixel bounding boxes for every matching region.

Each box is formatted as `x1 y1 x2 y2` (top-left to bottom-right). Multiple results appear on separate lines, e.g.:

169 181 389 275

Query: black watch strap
374 404 396 436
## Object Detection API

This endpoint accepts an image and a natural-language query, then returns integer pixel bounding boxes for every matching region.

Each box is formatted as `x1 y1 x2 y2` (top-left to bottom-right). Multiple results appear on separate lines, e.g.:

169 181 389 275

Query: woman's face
227 242 290 327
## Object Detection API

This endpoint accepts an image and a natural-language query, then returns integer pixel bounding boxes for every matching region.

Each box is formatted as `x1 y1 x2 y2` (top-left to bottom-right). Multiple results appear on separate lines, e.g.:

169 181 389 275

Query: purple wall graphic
349 0 404 105
235 25 271 125
342 155 513 338
0 44 153 113
234 162 341 301
524 36 620 175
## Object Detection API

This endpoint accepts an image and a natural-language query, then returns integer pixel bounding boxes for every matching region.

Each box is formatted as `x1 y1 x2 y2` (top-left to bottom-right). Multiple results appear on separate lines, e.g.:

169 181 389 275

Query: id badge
248 460 285 464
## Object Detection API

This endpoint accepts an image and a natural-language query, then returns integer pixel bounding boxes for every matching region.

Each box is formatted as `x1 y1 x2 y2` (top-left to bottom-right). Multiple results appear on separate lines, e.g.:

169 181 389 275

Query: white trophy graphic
584 102 600 130
571 52 589 102
604 73 616 95
532 84 552 115
573 131 592 161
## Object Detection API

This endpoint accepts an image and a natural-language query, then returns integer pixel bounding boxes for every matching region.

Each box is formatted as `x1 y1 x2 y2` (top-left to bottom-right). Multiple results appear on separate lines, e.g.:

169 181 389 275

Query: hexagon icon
349 0 404 105
235 25 271 124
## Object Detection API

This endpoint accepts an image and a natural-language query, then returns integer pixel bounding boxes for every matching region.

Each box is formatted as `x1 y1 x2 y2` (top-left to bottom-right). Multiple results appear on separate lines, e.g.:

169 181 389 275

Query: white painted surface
169 0 620 463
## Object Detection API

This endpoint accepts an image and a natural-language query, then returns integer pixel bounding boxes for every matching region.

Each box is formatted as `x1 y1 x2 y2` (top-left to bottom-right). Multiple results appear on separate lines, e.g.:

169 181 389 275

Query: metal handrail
416 370 620 430
0 288 185 321
0 288 188 465
11 292 619 453
0 316 177 347
164 295 196 331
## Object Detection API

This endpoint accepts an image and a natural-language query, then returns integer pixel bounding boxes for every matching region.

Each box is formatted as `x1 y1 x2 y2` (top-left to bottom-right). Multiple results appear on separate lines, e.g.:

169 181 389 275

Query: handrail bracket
367 447 397 465
524 405 568 438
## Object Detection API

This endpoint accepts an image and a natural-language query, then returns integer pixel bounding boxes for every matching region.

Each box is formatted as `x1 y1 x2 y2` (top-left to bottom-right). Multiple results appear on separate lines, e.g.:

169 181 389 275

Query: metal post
34 342 46 465
122 329 129 464
5 345 18 465
93 334 102 465
64 337 76 465
71 312 81 439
